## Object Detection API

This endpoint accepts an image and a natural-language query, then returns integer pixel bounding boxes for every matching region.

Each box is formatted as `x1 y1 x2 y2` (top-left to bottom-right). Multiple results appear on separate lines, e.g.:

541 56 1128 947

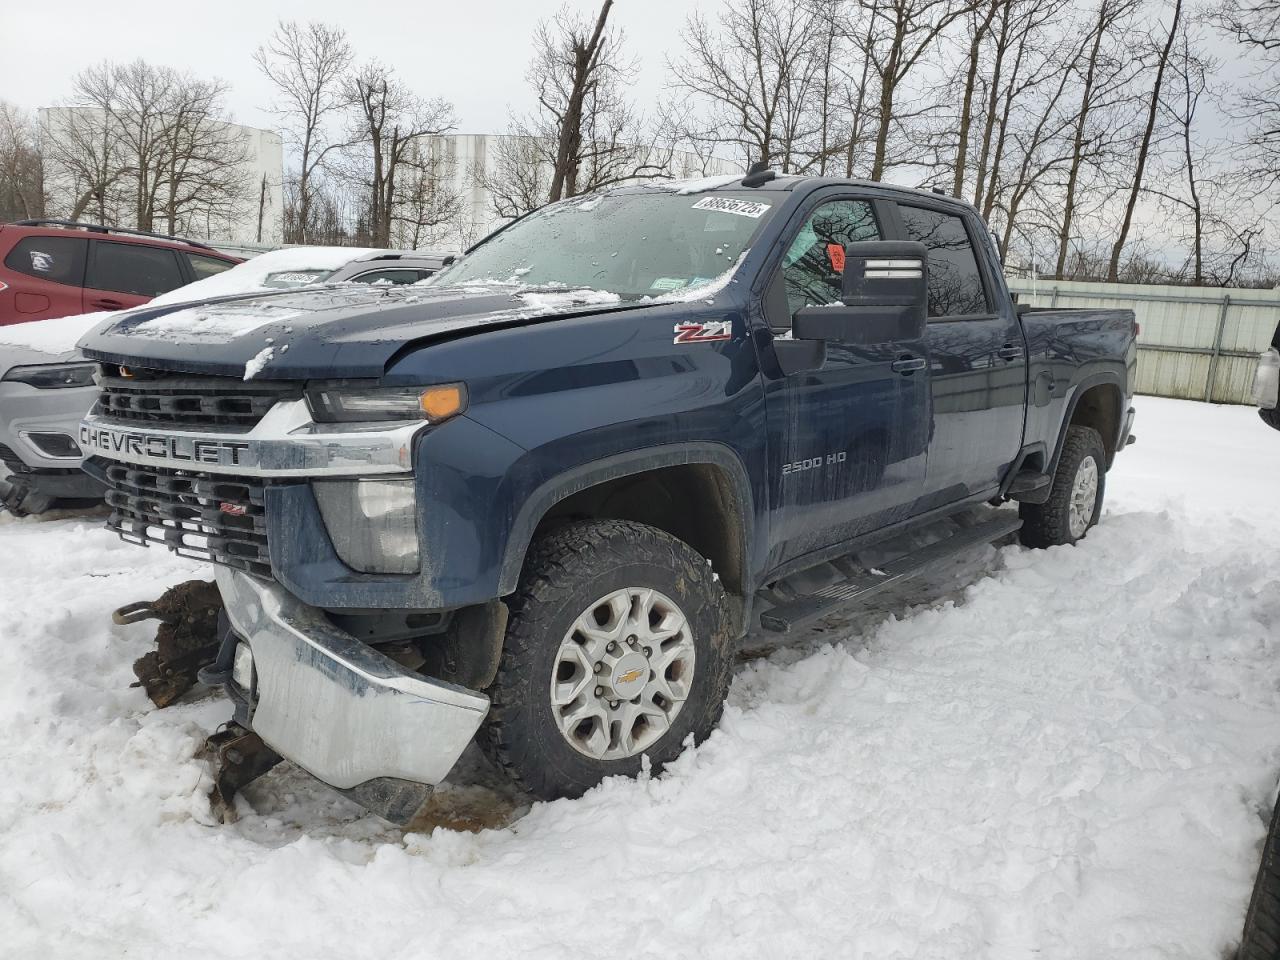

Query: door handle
91 298 125 310
891 357 927 375
997 344 1024 361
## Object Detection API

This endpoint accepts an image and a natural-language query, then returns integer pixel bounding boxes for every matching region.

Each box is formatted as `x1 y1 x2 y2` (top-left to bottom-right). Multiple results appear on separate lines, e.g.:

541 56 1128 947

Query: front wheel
1019 424 1106 548
480 519 734 801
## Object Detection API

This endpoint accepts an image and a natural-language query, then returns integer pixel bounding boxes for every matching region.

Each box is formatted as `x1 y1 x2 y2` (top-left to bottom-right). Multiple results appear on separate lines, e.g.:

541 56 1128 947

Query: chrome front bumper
215 567 489 790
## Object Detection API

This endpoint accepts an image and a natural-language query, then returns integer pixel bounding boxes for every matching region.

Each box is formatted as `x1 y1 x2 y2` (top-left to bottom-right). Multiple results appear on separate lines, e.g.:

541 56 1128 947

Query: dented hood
76 282 636 380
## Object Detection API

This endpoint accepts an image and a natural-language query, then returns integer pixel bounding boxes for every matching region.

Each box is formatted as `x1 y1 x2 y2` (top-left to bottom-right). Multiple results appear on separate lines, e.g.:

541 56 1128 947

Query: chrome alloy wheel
549 587 696 761
1068 455 1099 538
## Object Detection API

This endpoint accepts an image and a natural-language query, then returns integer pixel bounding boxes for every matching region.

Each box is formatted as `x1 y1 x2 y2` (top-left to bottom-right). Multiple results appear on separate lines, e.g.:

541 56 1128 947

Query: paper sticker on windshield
691 197 770 219
29 250 54 273
650 277 688 291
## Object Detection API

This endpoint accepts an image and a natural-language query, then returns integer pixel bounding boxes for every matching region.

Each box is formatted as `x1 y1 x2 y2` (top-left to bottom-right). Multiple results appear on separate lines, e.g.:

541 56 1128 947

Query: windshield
429 190 776 300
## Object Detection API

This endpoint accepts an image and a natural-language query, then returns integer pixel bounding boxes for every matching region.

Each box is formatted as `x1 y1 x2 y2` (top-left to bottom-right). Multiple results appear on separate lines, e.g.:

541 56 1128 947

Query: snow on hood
130 301 304 342
516 289 621 311
0 311 113 357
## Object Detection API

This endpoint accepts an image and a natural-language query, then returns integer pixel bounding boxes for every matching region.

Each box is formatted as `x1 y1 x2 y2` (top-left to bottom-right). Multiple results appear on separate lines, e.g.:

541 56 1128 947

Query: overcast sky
1 0 715 134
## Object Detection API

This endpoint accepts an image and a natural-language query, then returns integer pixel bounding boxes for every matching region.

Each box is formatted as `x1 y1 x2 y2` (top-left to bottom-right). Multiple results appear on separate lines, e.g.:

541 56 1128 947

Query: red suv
0 219 242 326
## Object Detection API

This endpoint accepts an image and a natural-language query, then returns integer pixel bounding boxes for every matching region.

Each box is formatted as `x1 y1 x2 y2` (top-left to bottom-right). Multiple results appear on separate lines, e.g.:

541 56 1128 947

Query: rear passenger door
84 240 187 311
892 202 1027 505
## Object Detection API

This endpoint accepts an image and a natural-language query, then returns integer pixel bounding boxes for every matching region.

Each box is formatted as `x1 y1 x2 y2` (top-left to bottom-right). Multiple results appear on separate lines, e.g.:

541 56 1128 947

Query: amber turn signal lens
419 384 466 422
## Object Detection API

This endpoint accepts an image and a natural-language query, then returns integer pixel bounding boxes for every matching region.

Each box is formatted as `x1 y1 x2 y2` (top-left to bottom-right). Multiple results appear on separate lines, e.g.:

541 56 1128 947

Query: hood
76 283 640 380
0 341 84 373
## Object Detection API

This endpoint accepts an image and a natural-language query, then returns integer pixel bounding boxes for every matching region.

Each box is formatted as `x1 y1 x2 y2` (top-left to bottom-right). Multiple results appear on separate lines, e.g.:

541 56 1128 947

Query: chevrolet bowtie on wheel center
78 173 1136 821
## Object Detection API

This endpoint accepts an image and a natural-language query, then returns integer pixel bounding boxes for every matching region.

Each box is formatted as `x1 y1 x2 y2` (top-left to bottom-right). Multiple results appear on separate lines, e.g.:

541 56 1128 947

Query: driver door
758 196 931 569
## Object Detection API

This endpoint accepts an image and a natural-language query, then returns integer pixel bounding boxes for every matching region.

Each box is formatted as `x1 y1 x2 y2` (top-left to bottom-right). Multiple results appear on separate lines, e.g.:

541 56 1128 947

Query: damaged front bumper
214 567 489 811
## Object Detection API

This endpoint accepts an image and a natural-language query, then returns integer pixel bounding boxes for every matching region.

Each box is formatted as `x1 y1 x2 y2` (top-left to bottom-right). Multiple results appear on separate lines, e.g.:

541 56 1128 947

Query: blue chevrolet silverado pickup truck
76 172 1136 820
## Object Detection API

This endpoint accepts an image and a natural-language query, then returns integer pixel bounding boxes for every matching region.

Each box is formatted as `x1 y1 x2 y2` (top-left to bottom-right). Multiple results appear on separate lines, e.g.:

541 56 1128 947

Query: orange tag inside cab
826 243 846 274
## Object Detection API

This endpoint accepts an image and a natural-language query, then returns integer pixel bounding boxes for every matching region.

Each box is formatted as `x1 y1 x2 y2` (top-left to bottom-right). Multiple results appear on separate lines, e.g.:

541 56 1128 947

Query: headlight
306 383 468 423
2 362 97 389
313 479 419 574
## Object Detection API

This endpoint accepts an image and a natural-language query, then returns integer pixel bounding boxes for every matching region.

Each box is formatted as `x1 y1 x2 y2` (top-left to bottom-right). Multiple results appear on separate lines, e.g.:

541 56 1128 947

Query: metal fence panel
1006 278 1280 404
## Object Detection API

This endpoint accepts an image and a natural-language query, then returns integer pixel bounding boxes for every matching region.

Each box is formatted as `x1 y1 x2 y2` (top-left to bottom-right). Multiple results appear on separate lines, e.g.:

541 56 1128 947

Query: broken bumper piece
214 567 490 809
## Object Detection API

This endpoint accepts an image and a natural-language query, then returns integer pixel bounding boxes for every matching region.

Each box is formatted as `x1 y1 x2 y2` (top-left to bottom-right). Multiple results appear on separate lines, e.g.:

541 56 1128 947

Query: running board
758 515 1023 634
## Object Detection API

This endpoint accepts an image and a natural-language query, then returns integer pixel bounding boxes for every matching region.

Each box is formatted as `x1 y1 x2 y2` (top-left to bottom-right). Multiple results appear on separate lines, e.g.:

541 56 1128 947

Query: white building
39 107 284 246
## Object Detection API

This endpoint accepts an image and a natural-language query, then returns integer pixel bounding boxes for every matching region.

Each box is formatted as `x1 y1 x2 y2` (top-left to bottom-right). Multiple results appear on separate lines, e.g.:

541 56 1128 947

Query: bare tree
1051 0 1142 278
534 1 672 197
474 133 553 220
391 138 462 248
254 21 352 243
671 0 824 171
1217 0 1280 191
44 60 249 236
1106 0 1182 280
343 61 455 246
950 0 1004 195
859 0 979 180
0 102 44 222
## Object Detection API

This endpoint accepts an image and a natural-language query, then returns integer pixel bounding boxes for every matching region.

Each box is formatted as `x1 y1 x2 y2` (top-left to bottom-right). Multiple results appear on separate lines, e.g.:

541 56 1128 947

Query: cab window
4 236 87 286
88 241 185 297
781 199 880 316
896 205 990 318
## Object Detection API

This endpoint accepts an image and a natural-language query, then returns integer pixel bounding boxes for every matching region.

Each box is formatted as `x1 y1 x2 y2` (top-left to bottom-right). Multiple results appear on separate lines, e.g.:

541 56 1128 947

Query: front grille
97 370 302 429
103 462 271 577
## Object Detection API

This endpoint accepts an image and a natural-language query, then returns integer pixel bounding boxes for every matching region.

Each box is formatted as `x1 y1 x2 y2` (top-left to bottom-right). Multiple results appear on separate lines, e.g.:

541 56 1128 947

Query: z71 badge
674 320 732 344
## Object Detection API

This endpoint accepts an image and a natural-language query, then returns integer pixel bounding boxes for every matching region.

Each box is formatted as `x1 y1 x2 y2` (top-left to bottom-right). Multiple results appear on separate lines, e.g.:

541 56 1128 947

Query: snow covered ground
2 396 1279 959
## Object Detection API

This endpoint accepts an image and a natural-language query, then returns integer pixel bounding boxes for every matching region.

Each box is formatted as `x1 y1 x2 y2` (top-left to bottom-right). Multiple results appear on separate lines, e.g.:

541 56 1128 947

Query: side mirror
792 240 928 345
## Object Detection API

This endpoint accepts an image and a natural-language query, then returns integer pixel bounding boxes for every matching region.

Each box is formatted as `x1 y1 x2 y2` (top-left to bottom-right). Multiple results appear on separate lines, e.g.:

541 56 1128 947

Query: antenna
742 162 777 187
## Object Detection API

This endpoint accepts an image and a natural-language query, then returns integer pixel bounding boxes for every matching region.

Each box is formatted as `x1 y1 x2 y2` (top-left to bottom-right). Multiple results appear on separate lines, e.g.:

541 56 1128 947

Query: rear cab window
3 236 88 286
895 205 990 318
88 241 185 297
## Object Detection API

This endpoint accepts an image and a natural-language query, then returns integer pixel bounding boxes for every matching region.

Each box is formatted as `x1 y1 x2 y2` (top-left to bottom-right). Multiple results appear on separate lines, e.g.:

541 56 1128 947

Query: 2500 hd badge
79 425 251 467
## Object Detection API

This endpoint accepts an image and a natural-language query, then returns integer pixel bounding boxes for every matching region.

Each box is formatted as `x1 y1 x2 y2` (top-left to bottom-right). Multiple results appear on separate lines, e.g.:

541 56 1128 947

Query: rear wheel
1018 425 1106 548
481 519 734 801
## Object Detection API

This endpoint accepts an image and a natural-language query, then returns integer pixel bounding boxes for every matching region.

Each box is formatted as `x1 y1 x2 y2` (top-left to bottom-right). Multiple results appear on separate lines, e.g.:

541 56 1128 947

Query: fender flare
1049 370 1127 473
497 441 755 597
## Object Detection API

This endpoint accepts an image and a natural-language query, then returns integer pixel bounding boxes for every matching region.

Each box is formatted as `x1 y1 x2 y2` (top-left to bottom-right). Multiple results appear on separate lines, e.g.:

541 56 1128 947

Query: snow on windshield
432 191 768 301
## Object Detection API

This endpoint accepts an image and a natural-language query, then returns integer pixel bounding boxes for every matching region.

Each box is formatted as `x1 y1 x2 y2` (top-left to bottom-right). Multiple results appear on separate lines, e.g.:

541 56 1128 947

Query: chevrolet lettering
80 425 250 467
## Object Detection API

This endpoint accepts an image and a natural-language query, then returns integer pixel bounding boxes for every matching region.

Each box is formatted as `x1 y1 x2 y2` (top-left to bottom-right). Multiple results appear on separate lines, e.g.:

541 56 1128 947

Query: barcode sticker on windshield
691 197 770 219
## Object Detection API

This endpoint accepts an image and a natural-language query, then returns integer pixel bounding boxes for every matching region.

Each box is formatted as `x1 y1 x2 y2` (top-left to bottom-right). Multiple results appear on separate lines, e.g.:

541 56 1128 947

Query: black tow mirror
792 240 928 345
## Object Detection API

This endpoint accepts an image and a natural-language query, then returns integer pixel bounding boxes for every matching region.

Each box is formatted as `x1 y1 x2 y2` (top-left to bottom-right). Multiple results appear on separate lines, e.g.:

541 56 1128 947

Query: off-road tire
1240 795 1280 960
480 519 734 801
1018 424 1106 548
